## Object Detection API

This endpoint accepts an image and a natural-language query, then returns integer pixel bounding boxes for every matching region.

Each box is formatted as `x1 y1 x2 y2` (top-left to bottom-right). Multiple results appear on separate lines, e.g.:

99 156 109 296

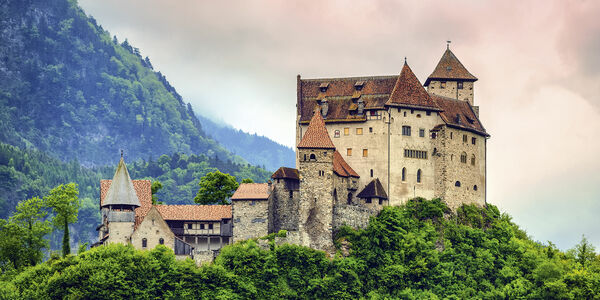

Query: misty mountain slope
0 0 242 166
197 114 295 171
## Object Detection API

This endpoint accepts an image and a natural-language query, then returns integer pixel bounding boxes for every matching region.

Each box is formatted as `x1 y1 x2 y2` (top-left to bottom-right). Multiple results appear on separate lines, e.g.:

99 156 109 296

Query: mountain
0 0 243 167
197 114 295 171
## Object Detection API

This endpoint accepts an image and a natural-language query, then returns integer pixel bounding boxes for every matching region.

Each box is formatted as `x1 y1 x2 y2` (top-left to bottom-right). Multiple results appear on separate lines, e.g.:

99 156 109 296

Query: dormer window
319 82 329 93
354 80 365 91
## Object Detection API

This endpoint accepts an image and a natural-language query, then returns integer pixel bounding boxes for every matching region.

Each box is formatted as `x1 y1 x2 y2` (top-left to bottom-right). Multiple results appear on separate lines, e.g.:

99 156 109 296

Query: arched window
460 152 467 163
159 238 164 245
334 130 340 138
142 238 147 248
473 185 478 191
402 167 406 182
455 181 461 187
417 169 422 183
309 154 316 161
347 193 353 205
471 154 476 166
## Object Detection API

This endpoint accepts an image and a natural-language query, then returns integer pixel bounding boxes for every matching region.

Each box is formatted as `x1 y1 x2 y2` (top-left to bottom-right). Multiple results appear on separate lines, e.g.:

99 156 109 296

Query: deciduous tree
194 171 239 205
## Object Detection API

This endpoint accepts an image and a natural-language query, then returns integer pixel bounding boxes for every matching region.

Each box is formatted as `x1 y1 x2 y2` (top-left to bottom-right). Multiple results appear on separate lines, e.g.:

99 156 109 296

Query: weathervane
121 149 123 158
447 40 451 49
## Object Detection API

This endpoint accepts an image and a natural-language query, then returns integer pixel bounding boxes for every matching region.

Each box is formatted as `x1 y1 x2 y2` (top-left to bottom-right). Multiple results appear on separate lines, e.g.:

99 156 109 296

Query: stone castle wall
298 148 335 252
427 80 474 105
130 208 175 251
269 179 299 233
106 222 135 245
232 199 269 242
332 204 376 231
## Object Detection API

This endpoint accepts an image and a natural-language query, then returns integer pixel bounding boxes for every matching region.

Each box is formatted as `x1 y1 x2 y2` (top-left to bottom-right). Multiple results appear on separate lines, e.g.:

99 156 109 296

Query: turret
100 153 141 244
424 44 478 105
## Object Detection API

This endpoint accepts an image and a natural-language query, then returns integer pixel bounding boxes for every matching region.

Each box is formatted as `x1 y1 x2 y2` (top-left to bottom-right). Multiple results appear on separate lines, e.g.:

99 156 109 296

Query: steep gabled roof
357 178 388 199
297 108 336 149
430 93 489 137
101 179 152 219
271 167 299 180
385 63 441 111
333 150 359 178
231 183 270 200
424 48 477 86
101 157 141 208
155 205 232 221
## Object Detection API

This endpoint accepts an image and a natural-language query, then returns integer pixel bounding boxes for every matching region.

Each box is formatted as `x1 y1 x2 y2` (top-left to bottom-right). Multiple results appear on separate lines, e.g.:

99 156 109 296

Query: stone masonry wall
130 208 175 251
232 199 269 243
298 148 335 252
332 204 376 231
269 179 299 233
106 221 134 245
427 80 475 105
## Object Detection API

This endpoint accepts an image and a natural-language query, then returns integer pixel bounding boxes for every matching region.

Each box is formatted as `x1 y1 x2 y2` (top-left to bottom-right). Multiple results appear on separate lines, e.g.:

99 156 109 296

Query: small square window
363 149 368 157
472 137 477 145
200 224 205 230
426 111 431 116
334 130 340 138
440 81 446 89
356 128 363 135
344 128 349 136
419 129 425 137
187 224 192 229
369 127 373 133
457 81 463 89
347 148 352 156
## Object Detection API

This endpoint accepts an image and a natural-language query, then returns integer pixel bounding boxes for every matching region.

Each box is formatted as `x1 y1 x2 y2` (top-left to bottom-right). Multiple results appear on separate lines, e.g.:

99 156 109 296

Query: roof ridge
301 75 398 82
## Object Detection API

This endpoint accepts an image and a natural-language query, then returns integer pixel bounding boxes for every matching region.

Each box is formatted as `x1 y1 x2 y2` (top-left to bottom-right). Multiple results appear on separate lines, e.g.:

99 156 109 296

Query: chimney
321 99 329 117
357 98 364 116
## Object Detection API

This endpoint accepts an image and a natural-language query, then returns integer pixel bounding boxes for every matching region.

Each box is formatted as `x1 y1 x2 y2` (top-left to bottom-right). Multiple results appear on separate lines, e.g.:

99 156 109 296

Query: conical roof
101 157 141 208
297 107 336 149
424 48 477 86
385 62 439 110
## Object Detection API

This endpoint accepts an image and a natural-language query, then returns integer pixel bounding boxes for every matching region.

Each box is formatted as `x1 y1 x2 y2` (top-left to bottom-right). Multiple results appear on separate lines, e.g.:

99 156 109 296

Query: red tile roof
424 49 477 86
297 108 336 149
333 150 359 178
298 76 397 124
430 94 488 136
101 179 153 219
155 205 232 221
386 63 440 110
271 167 299 180
231 183 270 200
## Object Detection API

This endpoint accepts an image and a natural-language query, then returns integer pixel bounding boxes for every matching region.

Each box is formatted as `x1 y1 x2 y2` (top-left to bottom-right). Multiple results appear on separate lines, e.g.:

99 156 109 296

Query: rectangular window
356 128 363 135
347 148 352 156
209 224 213 230
426 111 431 116
363 149 368 157
472 137 477 145
334 130 340 138
344 128 349 135
370 169 373 177
457 81 463 89
440 81 446 89
419 128 425 137
463 134 467 143
187 224 192 229
402 126 411 136
366 198 372 204
200 224 205 230
403 149 428 159
369 127 373 133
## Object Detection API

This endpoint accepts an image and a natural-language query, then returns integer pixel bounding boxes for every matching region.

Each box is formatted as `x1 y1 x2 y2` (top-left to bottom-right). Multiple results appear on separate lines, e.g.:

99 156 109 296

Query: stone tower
297 107 336 252
424 46 478 106
100 155 141 244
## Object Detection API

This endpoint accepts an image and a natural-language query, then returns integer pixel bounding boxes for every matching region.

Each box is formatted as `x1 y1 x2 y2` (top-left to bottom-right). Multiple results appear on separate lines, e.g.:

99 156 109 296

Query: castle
95 46 489 258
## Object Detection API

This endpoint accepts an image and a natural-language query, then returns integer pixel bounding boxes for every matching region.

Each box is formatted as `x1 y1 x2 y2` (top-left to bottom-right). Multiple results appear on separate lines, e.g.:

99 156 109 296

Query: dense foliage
2 199 599 299
197 114 295 171
0 0 244 166
194 171 239 205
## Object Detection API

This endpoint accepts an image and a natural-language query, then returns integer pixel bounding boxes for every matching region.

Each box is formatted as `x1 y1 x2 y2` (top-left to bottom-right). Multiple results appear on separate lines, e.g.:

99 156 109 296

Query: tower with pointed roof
424 45 478 105
99 155 141 245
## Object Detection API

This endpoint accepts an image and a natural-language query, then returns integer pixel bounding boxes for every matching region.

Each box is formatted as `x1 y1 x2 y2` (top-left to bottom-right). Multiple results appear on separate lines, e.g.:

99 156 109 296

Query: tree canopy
194 171 239 205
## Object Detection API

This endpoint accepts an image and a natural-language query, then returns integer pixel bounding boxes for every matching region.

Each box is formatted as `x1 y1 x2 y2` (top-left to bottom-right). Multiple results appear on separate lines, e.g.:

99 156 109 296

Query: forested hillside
2 199 599 298
0 0 240 166
197 114 295 171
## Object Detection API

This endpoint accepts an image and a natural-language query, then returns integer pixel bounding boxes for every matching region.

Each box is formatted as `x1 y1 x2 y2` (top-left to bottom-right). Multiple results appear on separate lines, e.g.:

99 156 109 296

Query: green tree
574 235 597 270
45 183 80 257
151 180 163 205
194 171 239 205
241 178 254 183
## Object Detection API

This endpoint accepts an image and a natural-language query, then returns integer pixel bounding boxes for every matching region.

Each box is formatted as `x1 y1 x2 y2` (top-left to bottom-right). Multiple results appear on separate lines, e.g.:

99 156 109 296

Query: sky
78 0 600 250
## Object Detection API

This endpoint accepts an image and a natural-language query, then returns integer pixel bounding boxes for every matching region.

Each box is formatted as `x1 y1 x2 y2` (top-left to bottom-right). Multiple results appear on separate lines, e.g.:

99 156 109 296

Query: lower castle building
96 46 489 256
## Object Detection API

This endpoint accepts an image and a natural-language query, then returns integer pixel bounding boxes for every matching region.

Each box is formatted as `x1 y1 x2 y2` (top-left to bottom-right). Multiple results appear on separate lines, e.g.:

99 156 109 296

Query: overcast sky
78 0 600 250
